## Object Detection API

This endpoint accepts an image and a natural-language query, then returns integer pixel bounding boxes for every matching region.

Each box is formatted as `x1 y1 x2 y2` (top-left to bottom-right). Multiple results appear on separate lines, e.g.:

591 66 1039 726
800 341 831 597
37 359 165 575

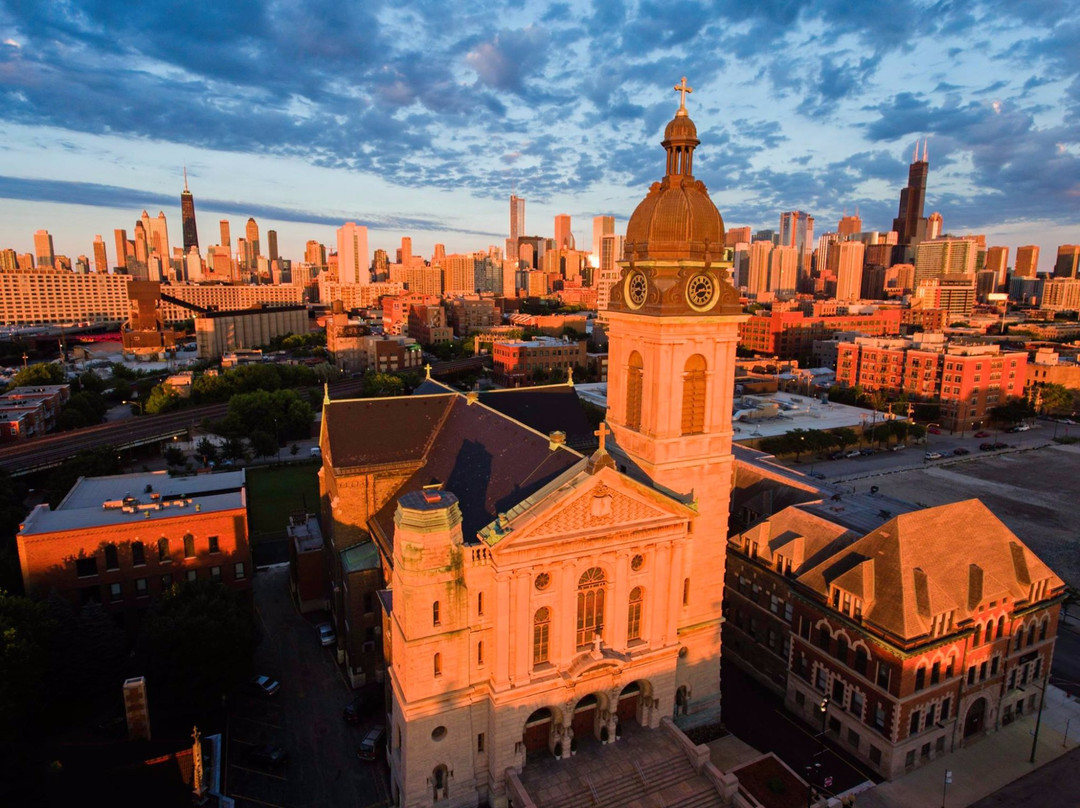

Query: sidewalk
857 685 1080 808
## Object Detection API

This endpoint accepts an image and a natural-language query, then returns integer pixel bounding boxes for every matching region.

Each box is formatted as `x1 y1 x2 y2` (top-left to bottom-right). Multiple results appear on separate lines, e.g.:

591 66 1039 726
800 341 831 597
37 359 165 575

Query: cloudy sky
0 0 1077 268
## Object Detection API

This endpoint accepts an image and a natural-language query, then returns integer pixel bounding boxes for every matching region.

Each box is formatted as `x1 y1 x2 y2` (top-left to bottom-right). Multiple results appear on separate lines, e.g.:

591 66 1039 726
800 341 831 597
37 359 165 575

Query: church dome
624 88 724 263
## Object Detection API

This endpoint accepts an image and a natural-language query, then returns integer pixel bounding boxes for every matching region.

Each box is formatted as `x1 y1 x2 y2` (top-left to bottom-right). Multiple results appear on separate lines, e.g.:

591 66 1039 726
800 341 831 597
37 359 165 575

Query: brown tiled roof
323 395 453 468
798 499 1066 641
366 396 582 545
737 506 856 574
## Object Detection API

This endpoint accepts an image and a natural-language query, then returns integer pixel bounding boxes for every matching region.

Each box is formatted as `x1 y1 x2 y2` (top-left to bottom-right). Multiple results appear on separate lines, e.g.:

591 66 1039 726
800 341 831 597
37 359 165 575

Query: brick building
17 470 251 629
446 296 501 337
938 343 1027 432
835 335 945 399
738 308 902 359
491 337 587 386
725 499 1065 780
0 383 70 442
407 304 453 346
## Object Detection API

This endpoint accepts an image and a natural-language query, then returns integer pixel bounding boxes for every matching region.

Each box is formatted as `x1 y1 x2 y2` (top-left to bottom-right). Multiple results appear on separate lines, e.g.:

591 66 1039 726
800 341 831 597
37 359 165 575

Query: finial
567 366 574 387
912 141 918 162
323 382 329 405
424 363 432 380
673 76 693 116
594 421 609 454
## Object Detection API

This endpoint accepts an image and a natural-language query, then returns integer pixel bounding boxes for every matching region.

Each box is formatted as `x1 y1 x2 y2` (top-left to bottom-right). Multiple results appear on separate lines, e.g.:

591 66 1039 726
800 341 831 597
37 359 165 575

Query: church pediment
482 466 691 554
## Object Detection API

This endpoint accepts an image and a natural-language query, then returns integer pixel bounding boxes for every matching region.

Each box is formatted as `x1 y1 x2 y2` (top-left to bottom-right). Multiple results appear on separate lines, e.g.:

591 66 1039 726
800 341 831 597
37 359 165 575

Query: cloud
465 26 551 92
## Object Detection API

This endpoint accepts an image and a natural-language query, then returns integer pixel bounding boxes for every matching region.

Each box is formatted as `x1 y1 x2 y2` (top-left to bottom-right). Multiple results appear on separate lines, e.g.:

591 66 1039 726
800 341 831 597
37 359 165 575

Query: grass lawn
246 463 320 539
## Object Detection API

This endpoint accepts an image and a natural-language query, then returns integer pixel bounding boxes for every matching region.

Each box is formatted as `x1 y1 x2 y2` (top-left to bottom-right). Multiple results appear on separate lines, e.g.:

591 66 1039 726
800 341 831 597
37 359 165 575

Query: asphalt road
966 745 1080 808
226 564 390 808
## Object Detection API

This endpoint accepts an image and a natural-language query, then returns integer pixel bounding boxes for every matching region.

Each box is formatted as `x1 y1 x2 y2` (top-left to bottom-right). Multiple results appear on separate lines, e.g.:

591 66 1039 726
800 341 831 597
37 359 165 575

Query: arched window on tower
533 607 551 666
627 587 643 642
577 568 606 649
626 351 643 431
681 354 707 435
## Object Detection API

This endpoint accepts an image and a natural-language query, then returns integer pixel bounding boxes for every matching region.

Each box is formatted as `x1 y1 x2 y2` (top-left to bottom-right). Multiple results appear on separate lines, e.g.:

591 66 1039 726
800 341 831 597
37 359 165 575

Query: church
319 83 746 808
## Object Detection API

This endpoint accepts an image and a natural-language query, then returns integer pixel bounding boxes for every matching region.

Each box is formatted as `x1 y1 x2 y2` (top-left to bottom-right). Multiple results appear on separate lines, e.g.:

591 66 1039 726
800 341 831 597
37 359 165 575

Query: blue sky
0 0 1077 268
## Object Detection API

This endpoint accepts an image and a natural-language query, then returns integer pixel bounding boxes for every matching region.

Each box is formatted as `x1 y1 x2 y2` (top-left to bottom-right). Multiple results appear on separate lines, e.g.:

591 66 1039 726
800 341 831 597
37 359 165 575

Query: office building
892 140 929 251
985 246 1009 288
180 170 199 251
835 241 866 301
779 211 814 278
337 222 370 286
267 230 279 262
591 215 614 263
33 230 55 269
220 220 231 248
913 238 977 287
1014 245 1039 279
1053 245 1080 279
92 235 108 274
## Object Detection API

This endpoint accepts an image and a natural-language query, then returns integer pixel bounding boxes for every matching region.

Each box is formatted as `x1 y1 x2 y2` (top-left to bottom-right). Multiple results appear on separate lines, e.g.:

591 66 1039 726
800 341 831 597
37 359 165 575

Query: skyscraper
92 235 108 273
1014 245 1040 278
1054 245 1080 279
113 229 129 271
837 213 862 238
220 220 231 248
336 222 369 285
145 212 170 260
835 241 866 301
892 140 929 251
305 240 326 268
180 168 199 251
913 238 976 287
509 195 525 242
985 246 1009 288
554 214 573 250
927 211 943 240
769 244 798 297
267 230 279 262
592 215 614 264
778 211 813 278
245 218 260 269
33 230 54 269
747 240 773 296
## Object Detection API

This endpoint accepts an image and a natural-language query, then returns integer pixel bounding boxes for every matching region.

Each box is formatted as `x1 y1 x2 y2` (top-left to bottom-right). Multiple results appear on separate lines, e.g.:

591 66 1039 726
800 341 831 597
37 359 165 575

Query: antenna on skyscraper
183 165 189 192
923 138 929 163
912 141 918 162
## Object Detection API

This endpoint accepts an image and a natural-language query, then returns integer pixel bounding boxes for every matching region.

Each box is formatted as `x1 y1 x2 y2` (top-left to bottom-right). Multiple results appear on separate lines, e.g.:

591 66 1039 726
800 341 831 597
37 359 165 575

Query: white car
317 622 336 646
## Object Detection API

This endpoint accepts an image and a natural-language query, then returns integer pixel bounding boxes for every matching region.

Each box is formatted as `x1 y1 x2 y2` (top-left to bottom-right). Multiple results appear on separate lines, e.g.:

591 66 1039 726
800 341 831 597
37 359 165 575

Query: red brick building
724 499 1064 780
738 308 902 359
491 336 587 386
17 470 251 628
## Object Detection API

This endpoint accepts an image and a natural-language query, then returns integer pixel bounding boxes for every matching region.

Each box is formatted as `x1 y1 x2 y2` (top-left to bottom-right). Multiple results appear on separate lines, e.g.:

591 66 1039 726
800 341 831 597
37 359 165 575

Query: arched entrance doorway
572 694 599 742
523 708 553 759
964 697 987 738
617 682 642 728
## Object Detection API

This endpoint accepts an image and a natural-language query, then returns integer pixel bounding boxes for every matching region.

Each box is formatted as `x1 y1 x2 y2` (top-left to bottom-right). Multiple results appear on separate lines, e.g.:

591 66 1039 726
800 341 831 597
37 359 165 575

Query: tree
832 427 858 451
163 445 186 467
195 438 219 465
990 397 1035 425
0 591 56 749
221 436 247 462
7 362 65 390
144 384 181 415
1033 383 1073 415
362 371 405 398
137 581 256 723
248 429 277 460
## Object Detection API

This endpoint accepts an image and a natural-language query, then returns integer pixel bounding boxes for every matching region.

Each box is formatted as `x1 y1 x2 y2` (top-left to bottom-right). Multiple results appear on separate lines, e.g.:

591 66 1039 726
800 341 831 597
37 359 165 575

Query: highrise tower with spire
180 168 199 252
892 139 930 259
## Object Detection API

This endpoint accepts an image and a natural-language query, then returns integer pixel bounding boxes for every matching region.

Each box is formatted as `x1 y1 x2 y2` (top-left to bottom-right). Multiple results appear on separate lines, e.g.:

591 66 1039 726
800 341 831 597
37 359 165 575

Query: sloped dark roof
478 385 596 450
323 395 453 467
368 396 582 545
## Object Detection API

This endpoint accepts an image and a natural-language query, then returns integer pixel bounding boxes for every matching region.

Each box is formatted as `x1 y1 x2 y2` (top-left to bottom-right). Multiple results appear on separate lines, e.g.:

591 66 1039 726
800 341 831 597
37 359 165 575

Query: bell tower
605 78 746 724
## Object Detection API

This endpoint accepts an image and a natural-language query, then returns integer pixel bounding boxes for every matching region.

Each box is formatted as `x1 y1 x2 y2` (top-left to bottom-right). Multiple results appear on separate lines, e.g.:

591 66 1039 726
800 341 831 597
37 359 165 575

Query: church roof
797 499 1065 641
323 393 582 546
477 385 595 451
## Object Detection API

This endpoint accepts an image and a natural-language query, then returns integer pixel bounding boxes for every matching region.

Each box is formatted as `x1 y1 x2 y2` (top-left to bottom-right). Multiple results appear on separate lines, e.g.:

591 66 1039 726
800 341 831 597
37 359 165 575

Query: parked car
829 452 846 461
859 448 876 456
844 450 861 458
979 442 995 451
974 430 991 438
317 622 336 647
952 447 970 456
357 726 387 761
928 426 942 434
924 452 944 460
809 471 827 479
890 444 907 452
993 441 1009 450
1008 424 1030 432
246 744 288 768
344 686 384 724
250 675 280 697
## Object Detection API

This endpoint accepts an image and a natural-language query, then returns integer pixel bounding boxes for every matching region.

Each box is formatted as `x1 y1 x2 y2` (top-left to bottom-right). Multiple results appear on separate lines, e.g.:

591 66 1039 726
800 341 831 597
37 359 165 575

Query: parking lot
226 564 391 808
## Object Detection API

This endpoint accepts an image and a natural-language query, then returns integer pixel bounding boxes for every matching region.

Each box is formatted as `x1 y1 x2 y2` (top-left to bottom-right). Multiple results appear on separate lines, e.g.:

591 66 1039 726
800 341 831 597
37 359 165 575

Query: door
963 697 986 738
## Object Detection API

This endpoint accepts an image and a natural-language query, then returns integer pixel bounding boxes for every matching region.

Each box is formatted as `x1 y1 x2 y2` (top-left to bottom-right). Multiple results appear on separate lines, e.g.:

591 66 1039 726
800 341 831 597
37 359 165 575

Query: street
226 564 390 808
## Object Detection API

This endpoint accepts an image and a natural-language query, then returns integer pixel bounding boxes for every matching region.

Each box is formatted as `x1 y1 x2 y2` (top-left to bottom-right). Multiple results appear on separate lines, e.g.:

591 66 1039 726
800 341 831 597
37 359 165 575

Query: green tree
248 429 278 460
164 445 186 467
221 436 247 462
990 396 1035 425
832 427 858 450
137 581 256 723
0 591 56 749
1033 383 1073 415
7 362 65 390
363 371 405 397
195 438 219 465
144 384 181 415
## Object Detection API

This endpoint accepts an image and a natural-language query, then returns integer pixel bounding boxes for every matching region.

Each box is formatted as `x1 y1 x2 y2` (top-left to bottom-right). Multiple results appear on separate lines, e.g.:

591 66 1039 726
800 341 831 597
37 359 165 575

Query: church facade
320 85 744 808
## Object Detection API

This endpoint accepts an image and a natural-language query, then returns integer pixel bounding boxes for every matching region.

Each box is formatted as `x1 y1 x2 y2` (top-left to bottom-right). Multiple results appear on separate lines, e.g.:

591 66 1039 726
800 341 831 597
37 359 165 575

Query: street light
123 399 144 415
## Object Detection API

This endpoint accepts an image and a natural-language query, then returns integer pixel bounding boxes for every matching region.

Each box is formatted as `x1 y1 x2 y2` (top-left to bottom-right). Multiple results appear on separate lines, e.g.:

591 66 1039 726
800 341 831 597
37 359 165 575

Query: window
210 566 222 581
979 661 988 681
1015 631 1023 653
681 354 707 435
158 538 170 563
683 577 690 606
874 703 886 729
105 543 119 571
836 635 849 665
533 607 551 665
1039 618 1048 642
926 703 936 726
941 698 951 720
991 656 999 676
577 568 606 648
76 557 98 577
870 745 882 765
132 541 145 566
626 351 643 430
876 664 891 690
1027 623 1036 646
851 691 864 717
946 656 955 679
905 750 916 768
433 653 442 678
433 601 441 626
234 562 246 580
477 641 484 666
186 570 197 582
915 666 926 691
208 535 220 554
848 728 860 747
815 668 827 692
967 666 976 685
161 573 173 588
784 602 794 622
832 678 845 704
817 627 831 653
910 710 920 736
363 593 373 613
854 647 868 676
183 533 195 558
996 616 1005 639
930 661 941 685
477 733 485 753
627 587 643 642
477 592 484 616
135 578 148 597
109 582 122 602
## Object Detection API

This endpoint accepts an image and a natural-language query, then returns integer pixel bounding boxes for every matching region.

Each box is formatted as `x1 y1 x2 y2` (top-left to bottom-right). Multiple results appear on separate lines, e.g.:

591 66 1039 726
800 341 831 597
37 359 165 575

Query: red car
974 431 990 438
928 426 941 434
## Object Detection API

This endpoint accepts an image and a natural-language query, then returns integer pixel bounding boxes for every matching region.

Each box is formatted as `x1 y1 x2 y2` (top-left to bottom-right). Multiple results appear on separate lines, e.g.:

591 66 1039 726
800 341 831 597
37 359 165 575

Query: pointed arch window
576 567 606 648
627 587 643 642
626 351 643 431
157 538 170 562
183 533 195 559
533 607 551 666
681 354 707 435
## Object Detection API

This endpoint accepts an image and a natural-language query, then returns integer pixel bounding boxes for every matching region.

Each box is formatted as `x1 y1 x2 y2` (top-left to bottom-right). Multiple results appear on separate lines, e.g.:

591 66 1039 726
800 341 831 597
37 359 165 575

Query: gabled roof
478 385 596 450
356 395 583 545
797 499 1065 641
737 506 856 575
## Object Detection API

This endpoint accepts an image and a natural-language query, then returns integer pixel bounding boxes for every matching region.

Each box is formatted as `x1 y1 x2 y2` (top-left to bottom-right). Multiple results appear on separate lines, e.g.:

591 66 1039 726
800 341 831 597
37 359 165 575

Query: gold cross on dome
674 76 693 113
594 421 609 454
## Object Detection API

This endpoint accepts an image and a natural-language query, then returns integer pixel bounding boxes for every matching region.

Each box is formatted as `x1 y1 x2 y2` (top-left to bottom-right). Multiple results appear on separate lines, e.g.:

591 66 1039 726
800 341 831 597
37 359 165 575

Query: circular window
431 726 447 741
678 646 688 658
631 554 645 571
535 572 551 591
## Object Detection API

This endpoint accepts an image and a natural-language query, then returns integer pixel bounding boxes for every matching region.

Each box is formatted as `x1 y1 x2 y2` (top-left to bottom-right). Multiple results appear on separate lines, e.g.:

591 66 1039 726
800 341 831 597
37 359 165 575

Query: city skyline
0 1 1077 264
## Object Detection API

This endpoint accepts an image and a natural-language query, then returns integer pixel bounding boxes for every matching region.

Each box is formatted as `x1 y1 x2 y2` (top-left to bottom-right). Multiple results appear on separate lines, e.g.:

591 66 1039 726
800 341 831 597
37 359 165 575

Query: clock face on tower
625 270 648 309
685 272 717 311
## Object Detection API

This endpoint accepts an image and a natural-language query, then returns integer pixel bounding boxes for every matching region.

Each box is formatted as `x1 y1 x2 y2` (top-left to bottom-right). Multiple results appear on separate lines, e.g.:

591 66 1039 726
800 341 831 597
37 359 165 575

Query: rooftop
20 469 246 535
